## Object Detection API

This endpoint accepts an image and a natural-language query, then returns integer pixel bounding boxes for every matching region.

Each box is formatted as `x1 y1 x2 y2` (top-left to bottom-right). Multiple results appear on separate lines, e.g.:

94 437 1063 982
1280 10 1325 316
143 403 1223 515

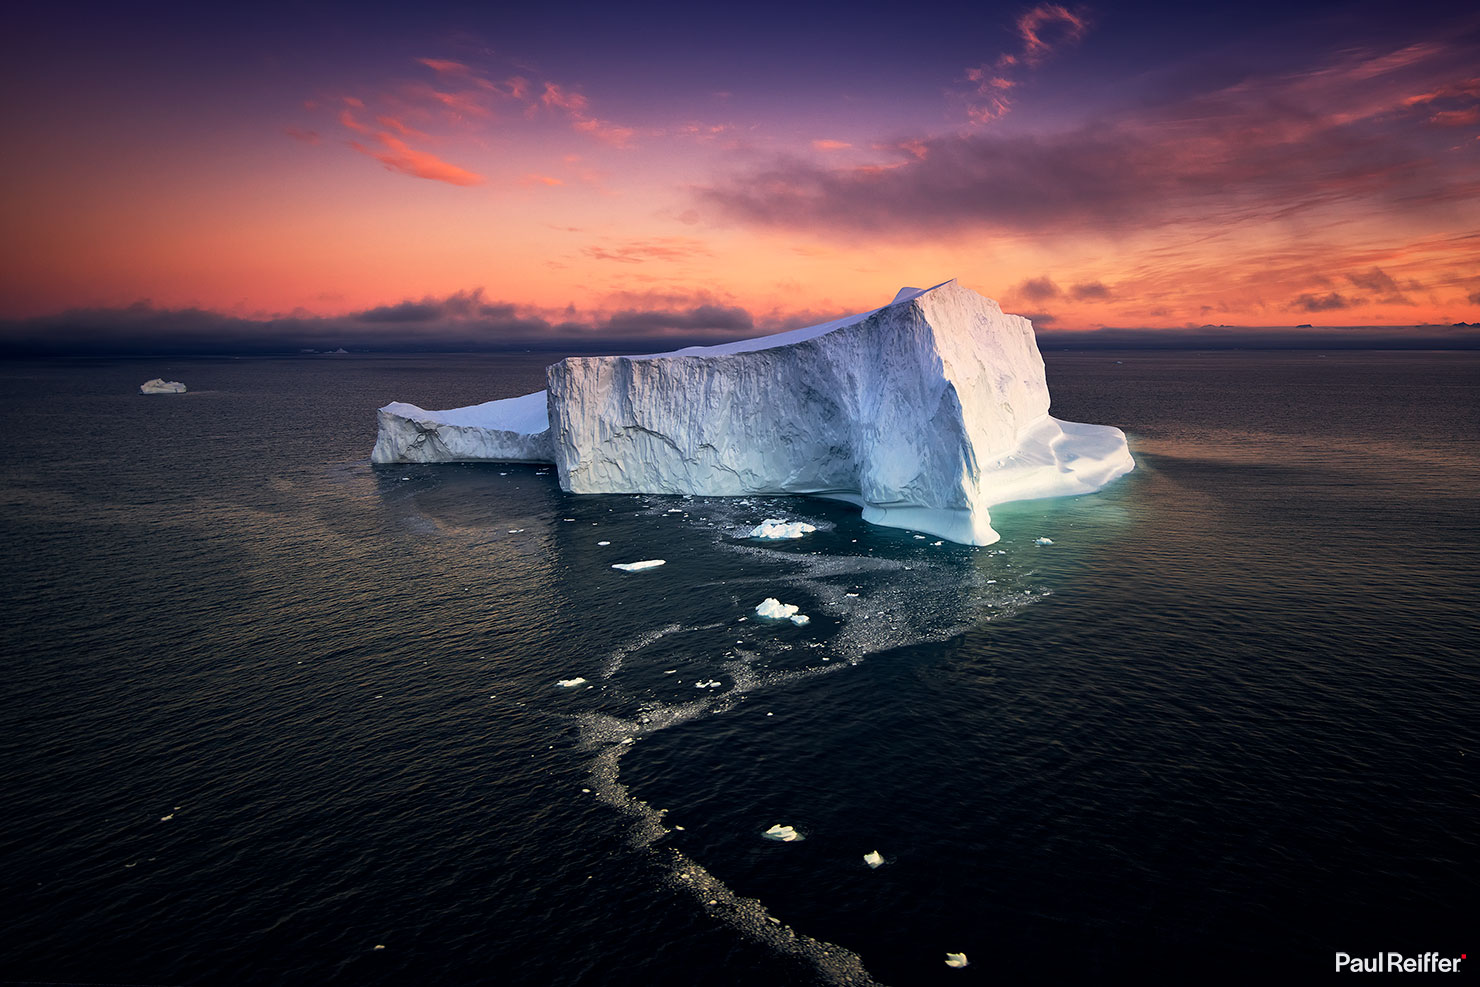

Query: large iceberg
371 280 1133 545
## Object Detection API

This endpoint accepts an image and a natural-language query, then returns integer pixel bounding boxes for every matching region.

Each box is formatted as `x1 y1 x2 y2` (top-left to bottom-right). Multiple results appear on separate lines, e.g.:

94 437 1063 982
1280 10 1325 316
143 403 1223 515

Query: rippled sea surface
1 351 1476 986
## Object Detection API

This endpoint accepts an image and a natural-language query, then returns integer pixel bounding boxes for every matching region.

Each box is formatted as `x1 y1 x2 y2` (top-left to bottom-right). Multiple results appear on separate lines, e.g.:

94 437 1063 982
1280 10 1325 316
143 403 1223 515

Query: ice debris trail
574 700 883 987
541 518 1054 987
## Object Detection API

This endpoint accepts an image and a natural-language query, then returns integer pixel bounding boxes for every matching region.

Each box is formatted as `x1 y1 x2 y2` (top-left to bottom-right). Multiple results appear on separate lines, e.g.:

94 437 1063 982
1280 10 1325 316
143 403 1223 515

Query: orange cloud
350 133 485 186
521 174 564 187
812 139 852 151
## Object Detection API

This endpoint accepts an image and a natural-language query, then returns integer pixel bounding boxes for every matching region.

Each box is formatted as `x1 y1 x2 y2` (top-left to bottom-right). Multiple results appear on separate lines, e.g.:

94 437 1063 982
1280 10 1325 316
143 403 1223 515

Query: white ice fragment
763 824 802 842
863 851 884 869
749 518 817 540
140 378 186 394
755 598 800 620
932 540 943 546
1035 537 1054 545
556 678 587 688
845 592 859 598
597 540 610 546
789 614 810 626
612 560 665 571
945 952 969 968
159 813 174 822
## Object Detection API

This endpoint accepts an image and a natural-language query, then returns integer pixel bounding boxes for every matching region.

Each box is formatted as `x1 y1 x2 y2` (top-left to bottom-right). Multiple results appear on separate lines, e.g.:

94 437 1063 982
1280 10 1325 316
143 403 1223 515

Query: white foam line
575 699 884 987
602 623 685 679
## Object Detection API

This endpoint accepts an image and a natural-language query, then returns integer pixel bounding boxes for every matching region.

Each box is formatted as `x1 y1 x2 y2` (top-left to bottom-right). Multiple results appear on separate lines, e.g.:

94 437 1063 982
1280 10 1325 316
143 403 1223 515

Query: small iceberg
763 824 802 842
140 378 186 394
556 677 588 688
945 953 969 969
863 851 884 869
750 519 817 540
1034 536 1054 545
789 614 810 626
613 560 665 572
755 598 799 620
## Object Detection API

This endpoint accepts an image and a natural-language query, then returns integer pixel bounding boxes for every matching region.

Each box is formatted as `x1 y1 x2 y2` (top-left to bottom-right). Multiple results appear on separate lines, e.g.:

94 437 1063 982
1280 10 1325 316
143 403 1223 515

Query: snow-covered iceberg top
371 280 1134 545
140 378 186 394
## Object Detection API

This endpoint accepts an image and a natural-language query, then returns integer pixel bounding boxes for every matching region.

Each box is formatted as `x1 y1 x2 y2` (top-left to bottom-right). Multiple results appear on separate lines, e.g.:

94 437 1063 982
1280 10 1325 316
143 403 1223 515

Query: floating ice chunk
932 540 943 546
1034 537 1053 545
556 677 588 688
694 679 723 689
612 560 665 571
159 813 174 822
755 598 800 619
763 824 802 842
597 540 611 546
373 944 386 951
863 851 884 868
789 614 811 626
749 518 817 540
945 952 969 968
140 378 186 394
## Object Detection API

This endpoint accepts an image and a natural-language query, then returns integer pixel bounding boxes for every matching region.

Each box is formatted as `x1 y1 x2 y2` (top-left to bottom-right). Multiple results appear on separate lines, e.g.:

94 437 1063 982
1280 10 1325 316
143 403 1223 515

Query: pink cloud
1430 107 1480 126
542 82 635 147
376 115 427 139
812 139 853 151
1016 5 1088 64
349 133 485 186
962 4 1088 125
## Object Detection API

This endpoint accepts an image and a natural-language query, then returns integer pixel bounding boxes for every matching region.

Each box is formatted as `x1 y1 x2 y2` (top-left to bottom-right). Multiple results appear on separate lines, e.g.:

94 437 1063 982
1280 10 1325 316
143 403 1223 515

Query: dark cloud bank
0 291 757 357
2 291 1476 356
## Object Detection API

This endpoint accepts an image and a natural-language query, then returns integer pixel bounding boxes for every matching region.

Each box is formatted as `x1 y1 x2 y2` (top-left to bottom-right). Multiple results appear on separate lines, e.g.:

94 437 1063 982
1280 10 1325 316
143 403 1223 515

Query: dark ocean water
0 351 1475 986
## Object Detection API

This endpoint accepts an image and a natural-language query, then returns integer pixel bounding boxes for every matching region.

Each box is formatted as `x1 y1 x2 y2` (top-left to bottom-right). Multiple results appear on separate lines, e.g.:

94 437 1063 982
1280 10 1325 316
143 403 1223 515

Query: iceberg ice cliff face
372 391 553 464
371 280 1134 545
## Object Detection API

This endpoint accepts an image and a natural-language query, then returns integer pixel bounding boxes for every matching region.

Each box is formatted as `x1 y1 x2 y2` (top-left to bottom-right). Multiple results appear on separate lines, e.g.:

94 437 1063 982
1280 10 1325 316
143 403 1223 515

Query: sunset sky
2 0 1478 351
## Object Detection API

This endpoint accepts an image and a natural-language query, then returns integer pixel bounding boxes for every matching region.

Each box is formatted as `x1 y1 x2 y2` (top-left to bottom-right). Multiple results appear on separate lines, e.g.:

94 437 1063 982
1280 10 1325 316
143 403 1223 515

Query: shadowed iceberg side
371 280 1134 545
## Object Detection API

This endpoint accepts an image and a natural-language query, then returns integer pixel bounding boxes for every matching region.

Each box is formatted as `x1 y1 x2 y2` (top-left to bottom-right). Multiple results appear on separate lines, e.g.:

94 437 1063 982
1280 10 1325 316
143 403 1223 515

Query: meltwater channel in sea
1 351 1476 986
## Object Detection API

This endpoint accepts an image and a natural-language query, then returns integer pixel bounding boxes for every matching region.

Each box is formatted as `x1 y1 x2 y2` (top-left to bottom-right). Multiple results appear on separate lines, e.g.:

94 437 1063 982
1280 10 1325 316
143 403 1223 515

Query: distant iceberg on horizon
370 280 1134 545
